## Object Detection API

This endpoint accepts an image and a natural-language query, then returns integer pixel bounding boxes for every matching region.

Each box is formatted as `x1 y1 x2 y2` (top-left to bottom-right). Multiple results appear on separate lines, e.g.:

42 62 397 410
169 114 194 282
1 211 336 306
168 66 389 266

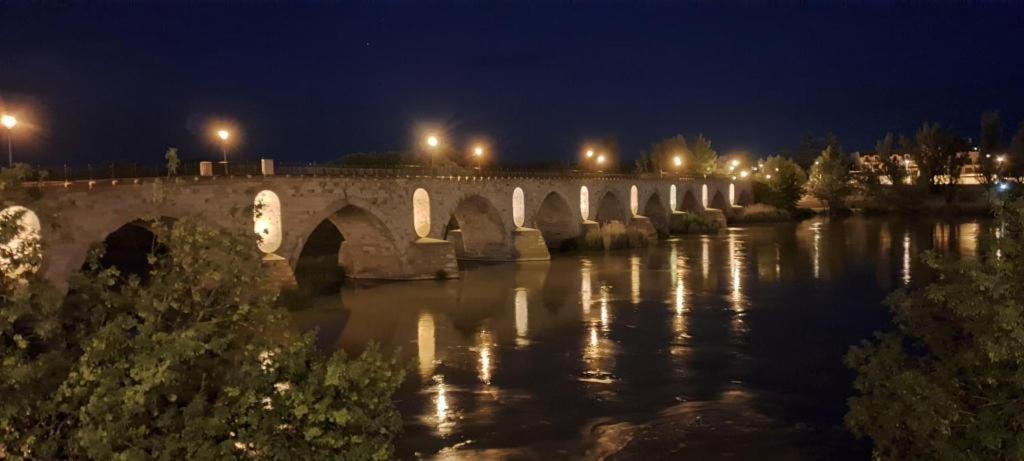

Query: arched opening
295 204 403 292
681 190 700 212
595 191 627 224
535 191 577 250
413 188 431 238
642 192 670 233
512 187 525 228
710 190 728 210
729 183 736 206
629 185 639 215
449 195 509 260
579 186 590 220
254 190 282 255
88 218 174 283
702 184 709 208
0 205 42 278
669 185 678 211
738 189 753 206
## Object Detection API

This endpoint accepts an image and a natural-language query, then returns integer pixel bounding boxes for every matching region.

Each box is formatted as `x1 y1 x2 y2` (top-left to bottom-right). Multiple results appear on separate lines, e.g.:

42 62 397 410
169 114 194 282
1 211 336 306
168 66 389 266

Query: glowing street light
472 144 485 171
1 114 16 167
731 159 740 167
673 155 682 167
596 154 606 170
740 170 749 179
997 155 1006 164
215 129 231 175
585 148 594 158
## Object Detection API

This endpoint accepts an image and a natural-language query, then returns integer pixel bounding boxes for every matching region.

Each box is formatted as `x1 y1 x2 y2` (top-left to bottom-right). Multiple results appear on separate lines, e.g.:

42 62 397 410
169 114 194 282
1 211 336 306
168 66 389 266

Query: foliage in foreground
0 216 404 460
846 197 1024 459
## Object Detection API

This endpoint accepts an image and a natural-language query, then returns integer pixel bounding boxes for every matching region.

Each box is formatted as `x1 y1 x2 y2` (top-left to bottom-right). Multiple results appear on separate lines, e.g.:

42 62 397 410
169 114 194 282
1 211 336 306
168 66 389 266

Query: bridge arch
595 191 627 224
87 217 177 283
737 189 753 206
710 189 728 210
642 191 670 234
681 189 700 212
0 205 42 277
534 191 578 249
447 194 510 260
294 201 403 285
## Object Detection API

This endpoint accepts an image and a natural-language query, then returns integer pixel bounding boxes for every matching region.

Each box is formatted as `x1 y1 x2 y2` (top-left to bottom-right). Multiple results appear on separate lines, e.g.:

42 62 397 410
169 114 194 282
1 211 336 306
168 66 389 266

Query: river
290 216 991 460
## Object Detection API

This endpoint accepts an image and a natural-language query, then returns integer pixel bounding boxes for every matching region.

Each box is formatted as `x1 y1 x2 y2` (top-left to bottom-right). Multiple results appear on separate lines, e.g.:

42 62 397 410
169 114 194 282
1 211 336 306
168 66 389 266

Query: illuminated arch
669 184 677 211
729 183 736 206
702 184 709 208
579 186 590 220
630 185 639 215
512 187 525 228
0 206 42 277
253 190 282 254
413 188 431 238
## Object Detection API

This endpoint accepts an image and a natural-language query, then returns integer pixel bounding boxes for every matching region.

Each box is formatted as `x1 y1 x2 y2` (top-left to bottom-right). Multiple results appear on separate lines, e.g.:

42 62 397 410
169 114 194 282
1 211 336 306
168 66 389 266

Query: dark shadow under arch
710 190 728 210
85 217 175 284
642 193 670 233
535 191 577 250
681 190 700 212
595 191 627 224
295 204 403 291
738 190 753 206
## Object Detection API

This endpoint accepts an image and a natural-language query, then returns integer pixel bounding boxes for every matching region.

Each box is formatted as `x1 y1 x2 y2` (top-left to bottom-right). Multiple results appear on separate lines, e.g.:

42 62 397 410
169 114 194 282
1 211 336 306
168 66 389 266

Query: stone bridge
4 173 752 288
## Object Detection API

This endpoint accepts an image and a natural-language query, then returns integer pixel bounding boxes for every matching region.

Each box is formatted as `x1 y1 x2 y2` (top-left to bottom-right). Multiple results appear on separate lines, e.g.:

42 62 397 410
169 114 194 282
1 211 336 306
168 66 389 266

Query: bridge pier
406 238 460 279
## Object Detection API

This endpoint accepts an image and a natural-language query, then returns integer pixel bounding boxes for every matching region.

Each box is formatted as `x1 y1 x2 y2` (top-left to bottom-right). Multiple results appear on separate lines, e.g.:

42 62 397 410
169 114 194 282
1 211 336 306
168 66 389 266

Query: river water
291 216 991 460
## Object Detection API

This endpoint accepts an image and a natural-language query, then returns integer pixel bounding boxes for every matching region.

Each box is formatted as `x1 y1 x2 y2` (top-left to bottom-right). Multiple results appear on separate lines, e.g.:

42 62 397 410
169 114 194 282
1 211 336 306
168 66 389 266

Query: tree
846 196 1024 459
754 156 806 210
806 144 852 213
979 111 1002 185
688 134 717 176
165 147 181 177
906 123 969 203
636 135 688 175
788 133 843 169
1 216 405 459
1010 120 1024 179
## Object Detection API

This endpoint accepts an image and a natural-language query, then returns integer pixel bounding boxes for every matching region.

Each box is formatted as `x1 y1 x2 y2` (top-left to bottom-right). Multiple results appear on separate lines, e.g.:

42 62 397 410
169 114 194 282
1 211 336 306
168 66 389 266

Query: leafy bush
729 204 792 224
754 156 806 211
846 196 1024 459
1 216 405 460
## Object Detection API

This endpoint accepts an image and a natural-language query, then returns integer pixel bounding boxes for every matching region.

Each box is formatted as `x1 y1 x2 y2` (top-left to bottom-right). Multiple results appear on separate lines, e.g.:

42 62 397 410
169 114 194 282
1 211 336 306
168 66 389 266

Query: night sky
1 2 1023 168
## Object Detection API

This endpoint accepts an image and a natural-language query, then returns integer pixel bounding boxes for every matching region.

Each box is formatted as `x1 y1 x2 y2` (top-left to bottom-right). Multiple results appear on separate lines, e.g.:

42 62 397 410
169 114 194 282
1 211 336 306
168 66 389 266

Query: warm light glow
766 174 772 179
253 190 283 254
512 187 525 228
740 170 749 178
413 188 432 238
1 115 17 129
596 154 606 164
217 129 230 141
426 134 439 148
731 159 740 167
997 155 1006 164
629 185 639 215
585 149 595 158
515 288 529 343
673 155 682 167
579 186 590 219
473 145 484 156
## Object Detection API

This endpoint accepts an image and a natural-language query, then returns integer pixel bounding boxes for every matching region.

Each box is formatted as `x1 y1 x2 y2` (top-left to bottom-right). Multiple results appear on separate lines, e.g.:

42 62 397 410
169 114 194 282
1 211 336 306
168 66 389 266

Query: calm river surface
291 216 991 460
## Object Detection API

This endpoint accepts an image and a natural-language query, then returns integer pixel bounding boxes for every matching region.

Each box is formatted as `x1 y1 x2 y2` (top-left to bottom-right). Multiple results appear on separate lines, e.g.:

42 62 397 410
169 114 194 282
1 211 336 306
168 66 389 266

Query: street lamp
2 114 17 167
216 129 231 175
425 134 440 168
672 155 683 177
585 148 594 159
596 154 606 171
473 144 484 171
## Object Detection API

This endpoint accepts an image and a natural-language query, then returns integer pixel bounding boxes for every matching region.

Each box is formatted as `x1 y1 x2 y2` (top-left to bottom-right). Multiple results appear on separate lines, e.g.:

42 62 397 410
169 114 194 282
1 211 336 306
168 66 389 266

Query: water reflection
288 216 991 458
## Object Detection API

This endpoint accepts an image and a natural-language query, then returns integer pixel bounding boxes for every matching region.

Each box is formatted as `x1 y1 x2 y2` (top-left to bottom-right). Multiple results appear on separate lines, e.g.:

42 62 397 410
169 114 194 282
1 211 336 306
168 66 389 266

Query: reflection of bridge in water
6 168 752 289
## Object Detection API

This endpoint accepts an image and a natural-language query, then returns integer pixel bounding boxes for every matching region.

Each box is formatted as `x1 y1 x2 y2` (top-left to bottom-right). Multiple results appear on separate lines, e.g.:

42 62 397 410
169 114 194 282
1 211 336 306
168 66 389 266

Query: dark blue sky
1 2 1023 167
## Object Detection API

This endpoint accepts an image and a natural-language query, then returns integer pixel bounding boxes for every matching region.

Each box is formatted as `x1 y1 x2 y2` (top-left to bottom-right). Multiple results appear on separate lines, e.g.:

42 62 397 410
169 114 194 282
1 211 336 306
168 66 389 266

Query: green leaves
1 217 405 459
846 198 1024 459
807 144 852 213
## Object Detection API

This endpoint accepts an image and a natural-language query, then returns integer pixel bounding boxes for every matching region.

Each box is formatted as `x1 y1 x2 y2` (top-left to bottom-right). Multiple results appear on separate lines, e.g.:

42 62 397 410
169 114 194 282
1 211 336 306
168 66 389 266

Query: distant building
852 149 993 185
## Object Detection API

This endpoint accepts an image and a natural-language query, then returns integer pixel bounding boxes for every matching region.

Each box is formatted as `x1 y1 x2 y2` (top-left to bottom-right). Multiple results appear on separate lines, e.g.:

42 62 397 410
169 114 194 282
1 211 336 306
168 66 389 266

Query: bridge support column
406 238 460 279
262 254 298 290
627 216 658 247
578 220 603 250
510 228 550 261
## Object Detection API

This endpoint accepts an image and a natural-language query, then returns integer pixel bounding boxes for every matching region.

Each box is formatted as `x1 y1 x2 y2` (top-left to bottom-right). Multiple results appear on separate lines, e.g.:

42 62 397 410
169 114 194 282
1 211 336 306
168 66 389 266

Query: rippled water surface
291 216 991 460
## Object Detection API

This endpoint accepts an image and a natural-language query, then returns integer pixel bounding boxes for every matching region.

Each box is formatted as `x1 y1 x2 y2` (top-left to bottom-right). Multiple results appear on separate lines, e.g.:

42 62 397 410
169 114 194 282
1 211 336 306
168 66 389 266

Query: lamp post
473 145 484 172
425 134 440 169
1 115 17 167
217 129 230 175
